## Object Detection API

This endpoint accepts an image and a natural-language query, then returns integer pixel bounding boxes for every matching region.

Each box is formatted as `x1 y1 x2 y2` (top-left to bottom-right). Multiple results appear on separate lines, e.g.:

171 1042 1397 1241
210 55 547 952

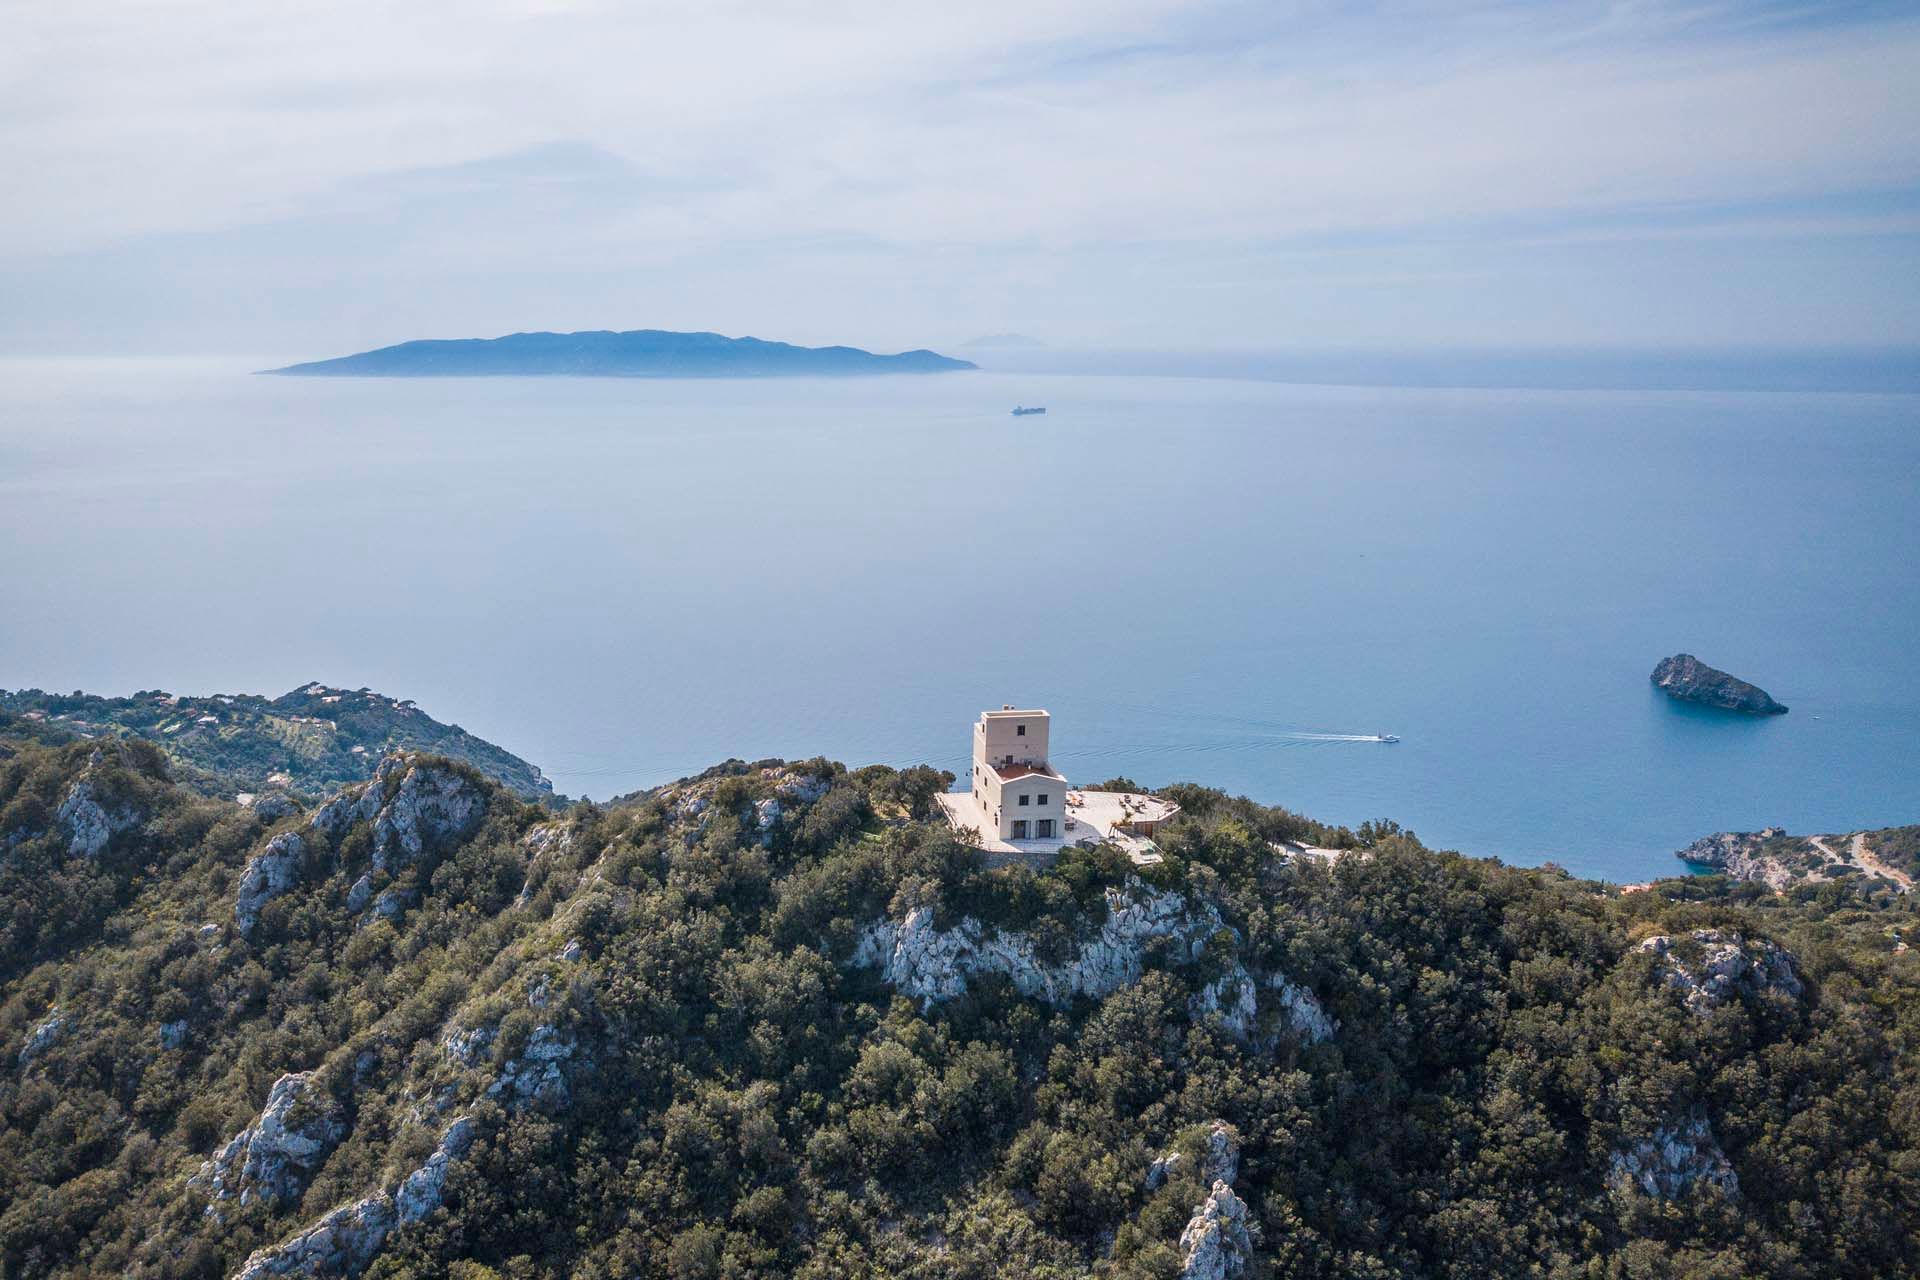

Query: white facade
969 705 1067 840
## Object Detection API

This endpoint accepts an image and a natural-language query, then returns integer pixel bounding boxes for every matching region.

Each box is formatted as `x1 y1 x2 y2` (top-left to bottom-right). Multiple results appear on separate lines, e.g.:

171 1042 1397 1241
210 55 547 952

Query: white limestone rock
346 873 374 913
1148 1121 1241 1191
55 779 139 858
234 1114 482 1279
770 768 831 804
233 1190 396 1280
1177 1180 1256 1280
1636 929 1802 1015
1188 971 1259 1037
487 1024 575 1112
193 1071 346 1206
309 754 487 871
854 882 1222 1007
856 881 1333 1047
18 1008 65 1066
235 832 306 936
1262 972 1336 1045
1609 1112 1740 1200
368 760 488 871
395 1115 476 1223
441 1023 496 1068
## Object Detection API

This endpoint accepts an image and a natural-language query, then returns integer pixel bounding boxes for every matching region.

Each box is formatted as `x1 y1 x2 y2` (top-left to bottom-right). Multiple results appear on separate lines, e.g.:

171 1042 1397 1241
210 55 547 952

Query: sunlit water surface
3 357 1916 881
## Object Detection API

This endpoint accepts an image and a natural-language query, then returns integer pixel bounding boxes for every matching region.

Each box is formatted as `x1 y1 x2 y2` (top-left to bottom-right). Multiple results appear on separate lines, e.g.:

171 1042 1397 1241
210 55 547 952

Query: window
1012 819 1029 839
1036 792 1049 805
1016 724 1026 736
1018 793 1030 806
1036 819 1055 838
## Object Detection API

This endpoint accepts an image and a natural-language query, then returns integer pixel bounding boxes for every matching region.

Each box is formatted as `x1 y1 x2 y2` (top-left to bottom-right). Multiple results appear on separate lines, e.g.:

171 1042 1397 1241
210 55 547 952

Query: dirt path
1848 832 1915 892
1810 833 1914 893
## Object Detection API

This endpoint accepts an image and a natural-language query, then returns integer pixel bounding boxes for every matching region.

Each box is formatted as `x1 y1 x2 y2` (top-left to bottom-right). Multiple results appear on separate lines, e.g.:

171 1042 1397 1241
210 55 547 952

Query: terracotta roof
993 762 1063 782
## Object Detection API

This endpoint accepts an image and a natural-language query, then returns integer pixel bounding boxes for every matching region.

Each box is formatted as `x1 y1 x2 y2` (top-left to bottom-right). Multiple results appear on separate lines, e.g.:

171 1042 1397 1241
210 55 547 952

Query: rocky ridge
233 1115 475 1280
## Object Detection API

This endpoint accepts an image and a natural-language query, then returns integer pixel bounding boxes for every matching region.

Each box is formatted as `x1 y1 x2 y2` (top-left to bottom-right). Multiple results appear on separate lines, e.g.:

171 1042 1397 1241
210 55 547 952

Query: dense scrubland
2 717 1916 1280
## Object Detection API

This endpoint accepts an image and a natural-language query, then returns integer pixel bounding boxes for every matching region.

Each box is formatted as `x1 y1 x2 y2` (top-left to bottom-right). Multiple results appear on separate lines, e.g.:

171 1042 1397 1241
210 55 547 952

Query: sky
4 1 1919 356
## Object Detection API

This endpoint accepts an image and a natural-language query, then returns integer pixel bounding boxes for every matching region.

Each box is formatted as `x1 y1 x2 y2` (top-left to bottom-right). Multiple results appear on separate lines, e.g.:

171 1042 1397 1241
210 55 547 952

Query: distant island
264 329 977 378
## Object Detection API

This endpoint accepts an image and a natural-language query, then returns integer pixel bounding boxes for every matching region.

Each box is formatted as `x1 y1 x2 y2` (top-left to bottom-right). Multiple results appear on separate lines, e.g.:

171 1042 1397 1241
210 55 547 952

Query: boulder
1650 654 1787 715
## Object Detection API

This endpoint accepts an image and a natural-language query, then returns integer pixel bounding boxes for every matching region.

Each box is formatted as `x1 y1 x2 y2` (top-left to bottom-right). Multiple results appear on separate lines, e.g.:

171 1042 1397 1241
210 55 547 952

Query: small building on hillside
937 705 1179 865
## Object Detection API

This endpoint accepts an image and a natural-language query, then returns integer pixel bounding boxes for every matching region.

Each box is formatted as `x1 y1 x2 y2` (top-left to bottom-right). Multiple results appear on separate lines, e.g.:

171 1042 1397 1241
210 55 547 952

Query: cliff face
1650 654 1787 714
852 882 1334 1047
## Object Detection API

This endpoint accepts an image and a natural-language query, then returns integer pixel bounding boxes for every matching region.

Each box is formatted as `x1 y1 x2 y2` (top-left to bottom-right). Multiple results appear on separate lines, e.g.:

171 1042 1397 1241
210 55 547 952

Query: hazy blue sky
5 1 1918 356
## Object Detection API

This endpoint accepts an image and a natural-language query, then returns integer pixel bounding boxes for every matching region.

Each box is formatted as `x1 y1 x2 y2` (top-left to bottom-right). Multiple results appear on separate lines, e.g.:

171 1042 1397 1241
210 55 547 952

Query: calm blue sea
2 354 1916 882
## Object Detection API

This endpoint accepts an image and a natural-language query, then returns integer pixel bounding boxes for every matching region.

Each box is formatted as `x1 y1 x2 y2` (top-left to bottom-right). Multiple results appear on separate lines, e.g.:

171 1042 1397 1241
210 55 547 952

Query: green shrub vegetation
1 726 1916 1280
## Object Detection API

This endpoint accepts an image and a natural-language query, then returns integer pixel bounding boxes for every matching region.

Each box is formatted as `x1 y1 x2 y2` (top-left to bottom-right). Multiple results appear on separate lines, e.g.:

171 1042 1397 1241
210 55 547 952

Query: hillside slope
0 683 552 801
1 731 1916 1280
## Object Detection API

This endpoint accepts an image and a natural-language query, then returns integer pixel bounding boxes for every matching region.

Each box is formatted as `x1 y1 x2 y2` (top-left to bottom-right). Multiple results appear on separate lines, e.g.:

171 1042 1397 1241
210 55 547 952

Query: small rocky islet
1650 653 1788 715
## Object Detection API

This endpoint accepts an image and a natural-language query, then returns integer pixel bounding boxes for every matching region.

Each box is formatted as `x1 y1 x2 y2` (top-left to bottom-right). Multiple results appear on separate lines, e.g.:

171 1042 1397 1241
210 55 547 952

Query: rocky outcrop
1651 654 1787 715
234 1190 396 1280
1177 1181 1256 1280
236 832 307 935
1609 1112 1740 1200
310 754 488 871
17 1008 65 1066
487 1025 576 1112
192 1071 345 1207
854 881 1332 1045
55 778 140 858
394 1115 477 1223
1148 1121 1240 1191
1635 929 1801 1015
232 1114 478 1280
855 882 1222 1006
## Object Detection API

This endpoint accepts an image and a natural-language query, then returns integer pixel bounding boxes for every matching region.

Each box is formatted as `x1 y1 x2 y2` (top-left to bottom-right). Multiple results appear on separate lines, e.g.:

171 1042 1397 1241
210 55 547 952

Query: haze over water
3 356 1915 883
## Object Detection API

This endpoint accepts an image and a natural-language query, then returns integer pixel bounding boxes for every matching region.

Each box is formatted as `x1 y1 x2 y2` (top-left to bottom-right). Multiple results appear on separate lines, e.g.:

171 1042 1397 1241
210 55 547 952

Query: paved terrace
935 789 1180 867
